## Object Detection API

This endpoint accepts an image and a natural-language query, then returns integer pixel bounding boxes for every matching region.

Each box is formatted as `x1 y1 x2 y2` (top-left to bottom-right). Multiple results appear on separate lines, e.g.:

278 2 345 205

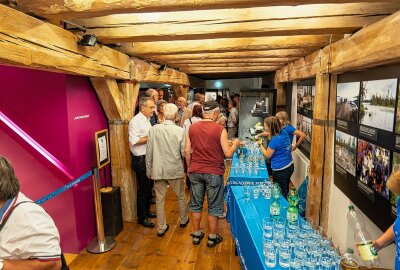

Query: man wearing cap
185 101 240 248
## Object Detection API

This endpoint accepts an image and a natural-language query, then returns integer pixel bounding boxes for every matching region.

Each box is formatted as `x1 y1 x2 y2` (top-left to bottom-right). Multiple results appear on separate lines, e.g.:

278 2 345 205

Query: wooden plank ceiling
7 0 400 79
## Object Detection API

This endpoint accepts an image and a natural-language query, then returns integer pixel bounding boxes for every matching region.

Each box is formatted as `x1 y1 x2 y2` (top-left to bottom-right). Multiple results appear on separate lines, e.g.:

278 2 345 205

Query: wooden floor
69 188 242 270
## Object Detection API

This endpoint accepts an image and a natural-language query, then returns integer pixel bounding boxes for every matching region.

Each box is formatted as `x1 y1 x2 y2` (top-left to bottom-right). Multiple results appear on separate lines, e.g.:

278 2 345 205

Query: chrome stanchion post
87 167 116 253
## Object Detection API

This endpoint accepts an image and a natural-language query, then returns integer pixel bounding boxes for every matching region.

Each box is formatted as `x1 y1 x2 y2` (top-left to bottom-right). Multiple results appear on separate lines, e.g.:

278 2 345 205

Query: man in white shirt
227 100 239 139
129 97 157 228
0 156 61 270
188 93 205 110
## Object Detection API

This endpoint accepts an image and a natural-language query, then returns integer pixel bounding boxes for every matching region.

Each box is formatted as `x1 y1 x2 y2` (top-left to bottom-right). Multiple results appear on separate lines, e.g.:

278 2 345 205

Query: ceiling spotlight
158 64 167 71
79 34 97 46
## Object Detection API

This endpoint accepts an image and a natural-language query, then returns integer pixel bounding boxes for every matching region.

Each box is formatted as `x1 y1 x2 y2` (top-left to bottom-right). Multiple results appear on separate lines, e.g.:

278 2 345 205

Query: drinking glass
279 244 291 268
265 245 277 268
263 217 273 239
253 186 260 199
244 186 251 201
289 258 303 270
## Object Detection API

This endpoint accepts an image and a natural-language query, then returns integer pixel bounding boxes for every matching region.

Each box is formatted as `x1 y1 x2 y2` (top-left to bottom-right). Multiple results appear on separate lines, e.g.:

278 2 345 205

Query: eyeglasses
146 106 156 109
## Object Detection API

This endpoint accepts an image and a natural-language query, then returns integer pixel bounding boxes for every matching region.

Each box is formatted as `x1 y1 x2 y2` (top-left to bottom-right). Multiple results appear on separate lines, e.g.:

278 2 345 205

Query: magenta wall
0 66 110 253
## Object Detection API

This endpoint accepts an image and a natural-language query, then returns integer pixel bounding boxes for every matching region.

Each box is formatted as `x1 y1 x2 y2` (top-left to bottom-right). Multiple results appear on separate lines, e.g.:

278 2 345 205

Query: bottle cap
348 205 354 210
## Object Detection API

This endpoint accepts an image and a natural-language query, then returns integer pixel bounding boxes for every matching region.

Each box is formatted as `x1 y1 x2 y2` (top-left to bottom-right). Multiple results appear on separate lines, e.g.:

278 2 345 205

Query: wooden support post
274 77 286 112
172 85 188 99
320 74 337 233
306 73 330 226
90 78 139 222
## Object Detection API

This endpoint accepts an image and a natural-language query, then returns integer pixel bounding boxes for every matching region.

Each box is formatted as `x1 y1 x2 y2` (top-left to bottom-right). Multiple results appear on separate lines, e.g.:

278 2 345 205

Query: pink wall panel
0 66 110 253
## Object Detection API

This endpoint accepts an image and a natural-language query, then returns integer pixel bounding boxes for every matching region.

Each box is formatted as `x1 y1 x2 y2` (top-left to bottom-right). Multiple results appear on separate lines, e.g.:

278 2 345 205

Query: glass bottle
270 183 281 219
347 205 380 267
287 187 299 224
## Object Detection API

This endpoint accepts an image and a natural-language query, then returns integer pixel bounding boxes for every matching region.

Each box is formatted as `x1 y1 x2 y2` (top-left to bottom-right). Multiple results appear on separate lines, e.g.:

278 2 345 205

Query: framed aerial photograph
335 130 357 176
336 82 360 123
95 129 110 169
359 79 397 132
357 139 390 200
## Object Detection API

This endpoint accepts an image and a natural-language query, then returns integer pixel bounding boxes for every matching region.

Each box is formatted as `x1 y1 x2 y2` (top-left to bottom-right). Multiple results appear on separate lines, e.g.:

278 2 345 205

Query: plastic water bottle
286 187 299 223
340 248 360 270
347 205 380 267
270 183 281 218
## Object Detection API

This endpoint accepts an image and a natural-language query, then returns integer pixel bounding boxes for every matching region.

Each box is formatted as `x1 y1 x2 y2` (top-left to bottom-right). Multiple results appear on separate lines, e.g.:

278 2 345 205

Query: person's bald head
145 88 159 102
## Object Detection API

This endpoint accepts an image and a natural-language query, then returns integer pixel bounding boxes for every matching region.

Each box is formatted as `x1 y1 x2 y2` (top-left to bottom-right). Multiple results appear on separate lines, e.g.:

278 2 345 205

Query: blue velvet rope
36 170 93 205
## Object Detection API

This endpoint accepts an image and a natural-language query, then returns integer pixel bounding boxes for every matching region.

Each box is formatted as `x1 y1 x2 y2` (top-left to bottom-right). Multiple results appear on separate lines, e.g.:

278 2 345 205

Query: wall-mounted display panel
334 64 400 231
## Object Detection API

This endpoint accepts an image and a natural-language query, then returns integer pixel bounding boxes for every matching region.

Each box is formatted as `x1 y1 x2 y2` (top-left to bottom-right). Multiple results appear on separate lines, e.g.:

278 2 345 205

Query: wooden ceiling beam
165 58 297 64
174 63 284 68
120 35 343 56
181 66 280 74
275 10 400 82
73 3 398 43
0 5 189 85
14 0 399 20
144 50 313 61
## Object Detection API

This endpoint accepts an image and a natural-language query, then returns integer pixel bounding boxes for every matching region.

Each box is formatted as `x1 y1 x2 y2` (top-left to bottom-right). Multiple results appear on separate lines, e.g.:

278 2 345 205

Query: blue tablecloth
229 186 289 270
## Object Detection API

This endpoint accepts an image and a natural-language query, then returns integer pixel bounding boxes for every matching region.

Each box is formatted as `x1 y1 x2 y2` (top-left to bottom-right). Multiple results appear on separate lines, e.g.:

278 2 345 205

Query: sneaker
191 232 205 245
207 234 223 248
138 218 155 228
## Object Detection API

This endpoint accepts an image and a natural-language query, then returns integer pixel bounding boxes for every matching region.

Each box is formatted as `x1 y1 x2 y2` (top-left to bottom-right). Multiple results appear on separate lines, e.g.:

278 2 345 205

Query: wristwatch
0 259 4 270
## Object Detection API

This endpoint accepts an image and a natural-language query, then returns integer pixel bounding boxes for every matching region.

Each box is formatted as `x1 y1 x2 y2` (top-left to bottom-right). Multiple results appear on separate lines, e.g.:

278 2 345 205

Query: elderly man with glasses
129 97 157 228
146 103 189 237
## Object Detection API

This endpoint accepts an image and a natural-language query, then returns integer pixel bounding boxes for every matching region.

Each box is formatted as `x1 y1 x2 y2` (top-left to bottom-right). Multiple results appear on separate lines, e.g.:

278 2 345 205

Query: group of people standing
128 89 240 248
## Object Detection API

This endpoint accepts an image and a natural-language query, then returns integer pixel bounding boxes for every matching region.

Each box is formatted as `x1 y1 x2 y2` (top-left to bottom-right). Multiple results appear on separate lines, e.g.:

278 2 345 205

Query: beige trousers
154 178 188 233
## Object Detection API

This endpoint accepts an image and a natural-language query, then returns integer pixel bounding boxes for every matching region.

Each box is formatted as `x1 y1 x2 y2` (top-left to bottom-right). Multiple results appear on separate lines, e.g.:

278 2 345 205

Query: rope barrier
36 170 93 205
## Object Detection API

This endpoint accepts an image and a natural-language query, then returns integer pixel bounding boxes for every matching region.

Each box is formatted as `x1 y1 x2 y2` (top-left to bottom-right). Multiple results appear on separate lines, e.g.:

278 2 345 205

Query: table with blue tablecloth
229 186 289 270
226 152 269 222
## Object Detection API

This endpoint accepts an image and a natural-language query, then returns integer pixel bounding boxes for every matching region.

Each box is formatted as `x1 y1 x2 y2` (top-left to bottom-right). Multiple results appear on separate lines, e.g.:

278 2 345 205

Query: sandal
191 232 205 245
207 234 223 248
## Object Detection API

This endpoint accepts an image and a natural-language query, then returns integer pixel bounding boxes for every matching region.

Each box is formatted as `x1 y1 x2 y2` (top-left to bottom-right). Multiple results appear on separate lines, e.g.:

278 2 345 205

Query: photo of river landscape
359 79 397 132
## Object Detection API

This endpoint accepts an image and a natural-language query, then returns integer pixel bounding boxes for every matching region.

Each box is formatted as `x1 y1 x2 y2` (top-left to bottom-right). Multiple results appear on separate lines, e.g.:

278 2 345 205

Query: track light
158 64 167 71
79 34 97 46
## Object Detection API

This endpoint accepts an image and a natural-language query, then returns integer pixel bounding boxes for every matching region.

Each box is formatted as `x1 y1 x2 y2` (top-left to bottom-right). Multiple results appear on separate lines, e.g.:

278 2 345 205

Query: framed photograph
357 139 390 200
301 116 312 142
336 82 360 123
391 152 400 207
95 129 110 169
335 130 357 176
297 86 305 108
359 79 397 132
396 81 400 134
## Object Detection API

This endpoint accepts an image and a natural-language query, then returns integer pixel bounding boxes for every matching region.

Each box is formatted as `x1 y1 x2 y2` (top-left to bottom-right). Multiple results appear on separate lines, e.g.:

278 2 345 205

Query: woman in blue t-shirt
275 111 306 151
373 170 400 269
257 116 294 198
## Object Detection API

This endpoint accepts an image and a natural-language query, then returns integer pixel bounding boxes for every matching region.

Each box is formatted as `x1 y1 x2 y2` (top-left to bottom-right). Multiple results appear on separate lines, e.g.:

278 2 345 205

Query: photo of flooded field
335 130 357 176
357 139 390 200
359 79 397 132
336 82 360 123
391 152 400 207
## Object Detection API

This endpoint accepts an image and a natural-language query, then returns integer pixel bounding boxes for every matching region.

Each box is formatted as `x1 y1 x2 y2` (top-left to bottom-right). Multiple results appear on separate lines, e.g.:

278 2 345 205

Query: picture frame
95 129 110 169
